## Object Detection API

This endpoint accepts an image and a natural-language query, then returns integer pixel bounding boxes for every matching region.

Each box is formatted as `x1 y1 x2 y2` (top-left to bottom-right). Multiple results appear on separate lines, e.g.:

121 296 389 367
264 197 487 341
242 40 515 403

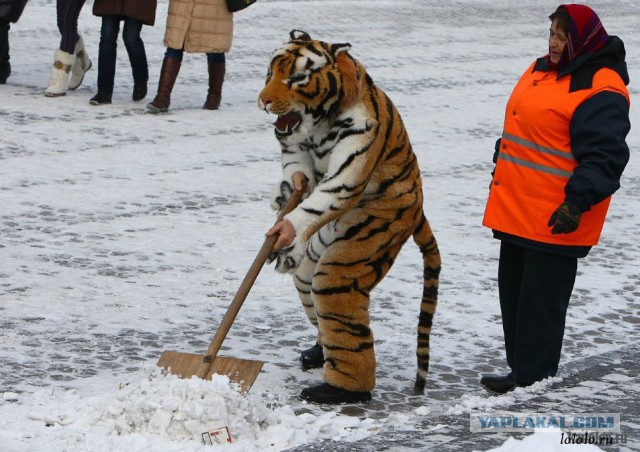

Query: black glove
547 202 582 234
489 138 501 190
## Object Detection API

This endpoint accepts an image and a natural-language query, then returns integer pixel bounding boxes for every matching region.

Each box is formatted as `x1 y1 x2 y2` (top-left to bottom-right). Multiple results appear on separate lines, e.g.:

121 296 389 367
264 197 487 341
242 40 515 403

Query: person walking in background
0 0 28 84
147 0 232 113
45 0 92 97
90 0 157 105
481 4 630 394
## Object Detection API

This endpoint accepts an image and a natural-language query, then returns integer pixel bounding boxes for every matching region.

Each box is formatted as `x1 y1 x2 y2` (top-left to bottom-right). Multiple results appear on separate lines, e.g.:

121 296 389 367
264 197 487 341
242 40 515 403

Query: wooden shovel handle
196 176 308 378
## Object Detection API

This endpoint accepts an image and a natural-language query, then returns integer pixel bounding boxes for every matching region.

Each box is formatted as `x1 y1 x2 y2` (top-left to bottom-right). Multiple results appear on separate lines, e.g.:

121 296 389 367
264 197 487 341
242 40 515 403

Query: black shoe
90 92 112 105
132 83 147 101
300 383 371 404
0 61 10 84
480 375 521 394
300 342 324 369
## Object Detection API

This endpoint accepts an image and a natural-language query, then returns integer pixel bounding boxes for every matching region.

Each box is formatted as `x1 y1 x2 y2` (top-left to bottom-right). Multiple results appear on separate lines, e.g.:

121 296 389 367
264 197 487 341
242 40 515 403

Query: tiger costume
259 30 441 403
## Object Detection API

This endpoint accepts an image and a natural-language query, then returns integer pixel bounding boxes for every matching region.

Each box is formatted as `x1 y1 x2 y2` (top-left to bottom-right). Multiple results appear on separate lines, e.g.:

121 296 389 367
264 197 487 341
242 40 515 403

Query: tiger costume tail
413 211 441 393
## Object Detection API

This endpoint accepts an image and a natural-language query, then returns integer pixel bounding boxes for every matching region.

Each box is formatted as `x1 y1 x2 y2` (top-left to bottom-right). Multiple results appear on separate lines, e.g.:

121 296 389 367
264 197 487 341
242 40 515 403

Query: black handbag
226 0 256 13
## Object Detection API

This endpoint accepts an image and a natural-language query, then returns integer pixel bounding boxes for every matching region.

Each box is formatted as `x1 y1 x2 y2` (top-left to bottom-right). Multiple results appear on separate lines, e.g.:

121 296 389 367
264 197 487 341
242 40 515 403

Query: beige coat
163 0 233 53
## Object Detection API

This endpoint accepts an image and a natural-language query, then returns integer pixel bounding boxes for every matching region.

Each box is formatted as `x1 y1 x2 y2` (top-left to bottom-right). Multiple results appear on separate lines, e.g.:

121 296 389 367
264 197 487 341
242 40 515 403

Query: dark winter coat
93 0 157 26
0 0 28 23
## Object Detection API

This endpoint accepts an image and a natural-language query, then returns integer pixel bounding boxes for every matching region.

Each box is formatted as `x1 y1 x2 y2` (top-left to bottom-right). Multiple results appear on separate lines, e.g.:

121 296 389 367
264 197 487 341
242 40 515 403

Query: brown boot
203 62 225 110
147 57 181 113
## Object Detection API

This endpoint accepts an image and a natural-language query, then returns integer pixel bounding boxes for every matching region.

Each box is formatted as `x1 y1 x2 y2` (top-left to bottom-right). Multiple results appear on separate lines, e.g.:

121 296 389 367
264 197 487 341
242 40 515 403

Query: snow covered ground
1 0 638 451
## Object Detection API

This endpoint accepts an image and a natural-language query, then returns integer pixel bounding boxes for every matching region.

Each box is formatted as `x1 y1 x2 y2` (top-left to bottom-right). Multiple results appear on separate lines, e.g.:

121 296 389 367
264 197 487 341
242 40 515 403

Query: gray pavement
1 2 638 450
292 345 639 451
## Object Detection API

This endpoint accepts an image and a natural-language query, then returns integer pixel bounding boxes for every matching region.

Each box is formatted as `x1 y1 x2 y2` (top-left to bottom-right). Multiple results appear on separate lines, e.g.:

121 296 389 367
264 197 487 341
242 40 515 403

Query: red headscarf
552 4 609 68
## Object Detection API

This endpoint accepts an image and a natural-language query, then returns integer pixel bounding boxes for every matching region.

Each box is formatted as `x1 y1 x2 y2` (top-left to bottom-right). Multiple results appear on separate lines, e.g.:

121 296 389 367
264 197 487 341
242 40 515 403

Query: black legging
56 0 86 53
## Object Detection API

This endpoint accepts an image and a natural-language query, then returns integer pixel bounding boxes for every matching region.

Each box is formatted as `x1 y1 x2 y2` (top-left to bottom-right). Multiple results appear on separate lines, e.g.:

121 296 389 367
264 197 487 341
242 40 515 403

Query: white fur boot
44 49 75 97
68 35 92 90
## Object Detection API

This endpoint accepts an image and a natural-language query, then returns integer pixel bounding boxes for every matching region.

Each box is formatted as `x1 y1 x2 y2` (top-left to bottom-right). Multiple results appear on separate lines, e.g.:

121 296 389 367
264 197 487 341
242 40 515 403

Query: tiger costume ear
333 44 360 107
290 30 312 42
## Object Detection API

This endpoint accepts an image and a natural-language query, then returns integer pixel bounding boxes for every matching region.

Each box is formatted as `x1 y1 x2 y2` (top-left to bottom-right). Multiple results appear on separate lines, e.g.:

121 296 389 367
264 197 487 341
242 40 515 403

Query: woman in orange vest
481 4 630 394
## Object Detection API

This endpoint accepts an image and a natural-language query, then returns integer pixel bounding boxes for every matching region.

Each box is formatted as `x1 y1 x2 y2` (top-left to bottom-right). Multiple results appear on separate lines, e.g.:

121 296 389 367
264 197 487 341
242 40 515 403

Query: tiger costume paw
271 180 294 211
268 238 305 274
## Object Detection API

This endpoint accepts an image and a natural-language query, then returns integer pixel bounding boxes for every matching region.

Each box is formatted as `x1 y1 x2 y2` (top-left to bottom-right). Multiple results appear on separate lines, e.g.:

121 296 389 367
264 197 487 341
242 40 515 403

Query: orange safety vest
483 62 629 246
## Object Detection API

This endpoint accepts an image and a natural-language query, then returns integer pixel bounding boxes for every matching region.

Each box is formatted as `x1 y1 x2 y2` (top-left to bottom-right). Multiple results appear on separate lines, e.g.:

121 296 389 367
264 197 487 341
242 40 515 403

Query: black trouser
0 19 9 65
97 16 147 95
498 241 577 384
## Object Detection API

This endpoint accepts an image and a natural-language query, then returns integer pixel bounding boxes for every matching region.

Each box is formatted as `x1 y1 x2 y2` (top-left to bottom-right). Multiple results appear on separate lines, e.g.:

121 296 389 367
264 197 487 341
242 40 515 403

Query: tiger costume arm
269 104 381 274
261 33 387 272
284 104 381 243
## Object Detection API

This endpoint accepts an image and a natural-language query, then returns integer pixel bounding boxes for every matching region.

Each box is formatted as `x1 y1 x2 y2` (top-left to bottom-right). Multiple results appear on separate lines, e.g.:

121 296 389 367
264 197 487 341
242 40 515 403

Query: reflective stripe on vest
497 145 574 179
502 132 576 161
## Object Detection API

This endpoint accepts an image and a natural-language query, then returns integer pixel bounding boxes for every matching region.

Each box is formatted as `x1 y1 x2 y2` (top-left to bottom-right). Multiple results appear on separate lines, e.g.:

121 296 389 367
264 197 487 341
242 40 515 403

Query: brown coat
163 0 233 53
0 0 28 23
93 0 158 27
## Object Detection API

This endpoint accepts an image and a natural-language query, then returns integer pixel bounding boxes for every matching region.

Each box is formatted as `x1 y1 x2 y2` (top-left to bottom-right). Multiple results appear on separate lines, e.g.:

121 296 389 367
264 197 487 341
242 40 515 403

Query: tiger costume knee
259 30 441 403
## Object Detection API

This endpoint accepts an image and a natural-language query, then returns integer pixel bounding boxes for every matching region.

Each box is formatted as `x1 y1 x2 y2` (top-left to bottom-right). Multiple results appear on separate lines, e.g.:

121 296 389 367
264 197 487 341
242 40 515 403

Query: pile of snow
2 372 610 451
1 367 384 451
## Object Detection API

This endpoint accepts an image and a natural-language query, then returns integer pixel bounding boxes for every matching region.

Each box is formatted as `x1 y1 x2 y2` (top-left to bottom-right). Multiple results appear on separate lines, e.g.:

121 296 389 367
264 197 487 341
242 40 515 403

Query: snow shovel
157 179 307 394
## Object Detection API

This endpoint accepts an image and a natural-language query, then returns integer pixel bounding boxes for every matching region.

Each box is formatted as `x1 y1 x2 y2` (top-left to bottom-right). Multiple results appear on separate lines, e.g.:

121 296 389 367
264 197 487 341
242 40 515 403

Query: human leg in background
66 0 91 90
0 19 10 84
57 0 85 54
90 15 119 105
68 34 92 90
146 47 182 113
46 0 87 96
121 17 147 101
203 52 225 110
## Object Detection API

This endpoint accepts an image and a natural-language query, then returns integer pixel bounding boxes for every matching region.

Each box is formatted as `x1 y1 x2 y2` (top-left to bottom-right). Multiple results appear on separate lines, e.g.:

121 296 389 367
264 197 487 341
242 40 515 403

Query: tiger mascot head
258 30 364 138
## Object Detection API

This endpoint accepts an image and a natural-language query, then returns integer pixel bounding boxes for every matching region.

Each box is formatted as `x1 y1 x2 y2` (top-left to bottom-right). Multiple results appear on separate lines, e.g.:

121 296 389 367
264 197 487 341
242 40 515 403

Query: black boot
90 92 112 105
480 375 524 395
132 82 147 101
300 383 371 404
300 342 324 369
125 25 148 102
